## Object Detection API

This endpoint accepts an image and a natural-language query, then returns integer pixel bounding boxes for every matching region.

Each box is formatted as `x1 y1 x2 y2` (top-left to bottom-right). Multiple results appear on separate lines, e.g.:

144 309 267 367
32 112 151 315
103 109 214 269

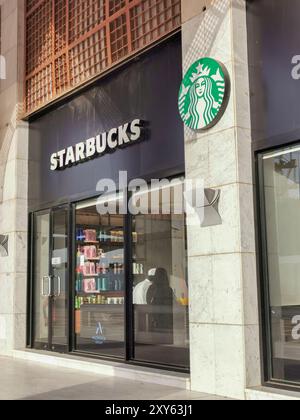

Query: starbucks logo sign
178 58 230 130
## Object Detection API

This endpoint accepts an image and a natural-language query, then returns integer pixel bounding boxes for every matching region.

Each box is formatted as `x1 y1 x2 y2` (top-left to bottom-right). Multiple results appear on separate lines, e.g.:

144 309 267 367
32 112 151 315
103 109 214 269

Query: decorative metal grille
25 0 181 114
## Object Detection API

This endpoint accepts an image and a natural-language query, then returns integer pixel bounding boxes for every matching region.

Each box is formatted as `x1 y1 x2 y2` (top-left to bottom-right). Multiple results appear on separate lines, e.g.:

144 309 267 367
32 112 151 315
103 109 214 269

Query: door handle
42 276 51 297
57 275 61 297
53 275 62 297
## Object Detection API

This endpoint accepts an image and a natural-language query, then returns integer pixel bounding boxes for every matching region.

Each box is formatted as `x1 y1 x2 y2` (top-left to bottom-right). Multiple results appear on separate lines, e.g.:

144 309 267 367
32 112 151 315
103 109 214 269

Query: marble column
181 0 261 399
0 0 28 354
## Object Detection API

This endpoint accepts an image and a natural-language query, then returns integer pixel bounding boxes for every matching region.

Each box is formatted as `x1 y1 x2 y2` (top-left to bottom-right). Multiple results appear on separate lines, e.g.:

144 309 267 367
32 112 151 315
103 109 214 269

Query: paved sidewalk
0 356 228 400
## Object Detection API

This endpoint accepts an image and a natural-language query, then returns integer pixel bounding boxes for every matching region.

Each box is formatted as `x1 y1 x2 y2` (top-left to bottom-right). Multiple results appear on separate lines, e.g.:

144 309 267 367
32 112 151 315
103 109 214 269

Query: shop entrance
28 182 190 370
31 206 69 352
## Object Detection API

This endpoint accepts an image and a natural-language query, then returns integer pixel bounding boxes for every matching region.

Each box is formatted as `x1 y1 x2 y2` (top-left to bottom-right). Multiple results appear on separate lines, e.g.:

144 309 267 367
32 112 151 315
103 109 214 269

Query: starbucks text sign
50 119 143 170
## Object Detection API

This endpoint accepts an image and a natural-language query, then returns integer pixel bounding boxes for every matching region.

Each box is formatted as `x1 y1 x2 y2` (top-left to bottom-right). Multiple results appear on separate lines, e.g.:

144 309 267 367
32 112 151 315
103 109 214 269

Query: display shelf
76 269 124 274
76 240 124 246
99 242 124 246
81 303 123 307
76 291 124 297
85 257 102 261
76 291 101 295
76 241 99 244
81 274 99 277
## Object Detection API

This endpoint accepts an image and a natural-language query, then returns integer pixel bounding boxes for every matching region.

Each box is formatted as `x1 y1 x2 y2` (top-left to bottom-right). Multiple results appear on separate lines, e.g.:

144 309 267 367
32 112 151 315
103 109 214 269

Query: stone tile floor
0 356 229 400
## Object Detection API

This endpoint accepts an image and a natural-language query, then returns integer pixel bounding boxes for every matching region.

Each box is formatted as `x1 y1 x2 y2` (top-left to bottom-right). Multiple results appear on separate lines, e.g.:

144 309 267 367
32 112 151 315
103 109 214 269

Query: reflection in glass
132 180 189 368
33 213 50 347
51 209 68 348
263 147 300 382
75 197 125 358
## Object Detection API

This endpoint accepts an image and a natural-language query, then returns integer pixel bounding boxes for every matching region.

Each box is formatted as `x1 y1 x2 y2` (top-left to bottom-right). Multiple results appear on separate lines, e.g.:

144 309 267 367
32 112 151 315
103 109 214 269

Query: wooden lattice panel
109 0 126 16
55 0 67 54
69 27 108 85
69 0 106 43
25 0 181 114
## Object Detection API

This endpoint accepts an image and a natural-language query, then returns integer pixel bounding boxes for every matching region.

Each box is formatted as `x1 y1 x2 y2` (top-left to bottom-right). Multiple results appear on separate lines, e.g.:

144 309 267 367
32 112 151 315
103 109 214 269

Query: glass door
32 207 69 352
32 211 51 349
74 196 125 358
51 207 69 351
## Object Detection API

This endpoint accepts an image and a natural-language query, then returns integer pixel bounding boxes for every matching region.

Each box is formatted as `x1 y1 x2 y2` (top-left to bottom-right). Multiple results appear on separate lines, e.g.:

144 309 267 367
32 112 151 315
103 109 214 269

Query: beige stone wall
0 0 262 394
182 0 261 399
0 0 28 354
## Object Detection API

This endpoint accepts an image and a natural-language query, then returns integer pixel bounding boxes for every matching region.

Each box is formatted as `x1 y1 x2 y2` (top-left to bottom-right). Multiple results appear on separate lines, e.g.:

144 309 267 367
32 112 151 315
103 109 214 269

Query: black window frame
256 142 300 392
27 174 190 374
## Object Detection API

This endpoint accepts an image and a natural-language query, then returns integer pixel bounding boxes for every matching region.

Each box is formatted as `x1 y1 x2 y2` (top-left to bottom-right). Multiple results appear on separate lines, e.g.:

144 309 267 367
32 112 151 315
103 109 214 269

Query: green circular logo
178 58 229 130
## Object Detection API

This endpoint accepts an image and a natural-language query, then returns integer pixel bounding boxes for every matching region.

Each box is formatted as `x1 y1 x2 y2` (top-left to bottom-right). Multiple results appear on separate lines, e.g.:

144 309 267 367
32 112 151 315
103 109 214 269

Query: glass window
131 180 189 368
261 145 300 383
73 179 189 369
74 195 125 358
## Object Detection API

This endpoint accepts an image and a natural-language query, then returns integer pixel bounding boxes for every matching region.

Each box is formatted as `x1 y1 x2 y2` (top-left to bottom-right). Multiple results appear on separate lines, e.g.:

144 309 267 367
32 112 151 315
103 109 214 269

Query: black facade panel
29 35 184 210
247 0 300 151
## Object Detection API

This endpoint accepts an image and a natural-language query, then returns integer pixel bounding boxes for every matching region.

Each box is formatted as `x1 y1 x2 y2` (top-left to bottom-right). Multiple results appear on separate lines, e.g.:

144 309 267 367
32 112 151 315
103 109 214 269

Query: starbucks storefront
26 34 190 372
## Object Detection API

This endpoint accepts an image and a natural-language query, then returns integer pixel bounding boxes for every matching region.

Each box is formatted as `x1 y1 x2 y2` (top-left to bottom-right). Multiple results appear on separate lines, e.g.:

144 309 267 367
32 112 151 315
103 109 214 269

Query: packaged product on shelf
99 230 109 242
84 229 97 242
100 276 107 291
82 263 89 275
90 262 96 275
82 262 93 275
96 276 101 291
79 251 85 267
83 246 90 259
75 270 82 292
89 245 97 259
76 228 85 242
83 278 97 293
76 246 81 265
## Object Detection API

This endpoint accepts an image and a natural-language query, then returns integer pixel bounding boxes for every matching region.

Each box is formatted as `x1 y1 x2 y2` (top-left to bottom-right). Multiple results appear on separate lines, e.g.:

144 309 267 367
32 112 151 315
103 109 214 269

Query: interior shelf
76 241 99 244
76 241 124 246
76 291 124 297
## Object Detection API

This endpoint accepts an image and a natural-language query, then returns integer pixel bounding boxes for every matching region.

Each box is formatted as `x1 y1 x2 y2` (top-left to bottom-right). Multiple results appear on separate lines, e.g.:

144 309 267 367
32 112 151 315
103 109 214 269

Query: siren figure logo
178 58 228 130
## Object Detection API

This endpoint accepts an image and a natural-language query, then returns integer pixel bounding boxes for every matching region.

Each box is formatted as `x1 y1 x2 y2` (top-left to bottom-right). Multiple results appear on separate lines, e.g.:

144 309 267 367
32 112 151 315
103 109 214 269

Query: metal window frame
27 205 71 353
27 174 190 374
255 141 300 393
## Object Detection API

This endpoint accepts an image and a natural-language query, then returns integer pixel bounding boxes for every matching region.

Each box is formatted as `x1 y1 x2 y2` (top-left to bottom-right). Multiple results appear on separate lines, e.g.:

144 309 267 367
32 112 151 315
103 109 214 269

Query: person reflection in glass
146 268 174 342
